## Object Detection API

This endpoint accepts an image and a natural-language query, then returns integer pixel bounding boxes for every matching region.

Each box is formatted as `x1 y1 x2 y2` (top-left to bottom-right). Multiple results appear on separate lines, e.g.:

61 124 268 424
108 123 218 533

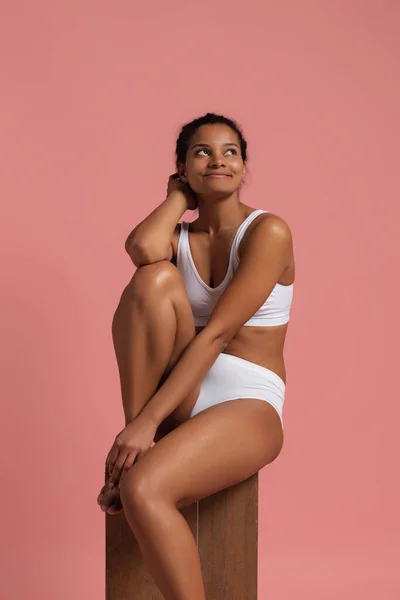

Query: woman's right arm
125 178 196 267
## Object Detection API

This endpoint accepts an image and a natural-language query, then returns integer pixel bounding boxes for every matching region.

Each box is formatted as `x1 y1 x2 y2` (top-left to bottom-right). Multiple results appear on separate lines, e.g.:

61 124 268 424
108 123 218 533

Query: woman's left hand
105 414 158 486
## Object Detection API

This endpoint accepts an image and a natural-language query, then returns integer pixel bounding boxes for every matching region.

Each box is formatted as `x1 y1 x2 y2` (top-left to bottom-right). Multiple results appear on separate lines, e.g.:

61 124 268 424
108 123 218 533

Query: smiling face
177 123 246 198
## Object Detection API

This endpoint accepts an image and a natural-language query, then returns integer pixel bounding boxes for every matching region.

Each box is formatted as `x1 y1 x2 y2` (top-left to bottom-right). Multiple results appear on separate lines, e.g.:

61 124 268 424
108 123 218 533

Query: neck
195 194 248 234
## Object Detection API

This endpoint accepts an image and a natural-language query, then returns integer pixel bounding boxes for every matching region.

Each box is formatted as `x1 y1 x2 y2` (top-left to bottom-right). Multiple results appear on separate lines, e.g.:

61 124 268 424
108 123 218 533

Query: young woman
97 112 295 599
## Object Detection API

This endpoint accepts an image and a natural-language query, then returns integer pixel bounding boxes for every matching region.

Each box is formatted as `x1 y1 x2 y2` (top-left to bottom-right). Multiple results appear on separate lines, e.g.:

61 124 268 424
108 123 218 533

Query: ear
177 163 188 182
241 164 246 181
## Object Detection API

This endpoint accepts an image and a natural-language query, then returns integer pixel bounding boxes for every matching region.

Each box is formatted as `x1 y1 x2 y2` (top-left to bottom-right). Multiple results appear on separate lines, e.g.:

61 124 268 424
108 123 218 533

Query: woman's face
178 124 246 197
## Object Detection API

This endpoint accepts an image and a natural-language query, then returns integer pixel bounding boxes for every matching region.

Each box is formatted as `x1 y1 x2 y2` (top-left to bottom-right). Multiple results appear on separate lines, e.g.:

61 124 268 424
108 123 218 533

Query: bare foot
97 478 123 515
98 441 162 515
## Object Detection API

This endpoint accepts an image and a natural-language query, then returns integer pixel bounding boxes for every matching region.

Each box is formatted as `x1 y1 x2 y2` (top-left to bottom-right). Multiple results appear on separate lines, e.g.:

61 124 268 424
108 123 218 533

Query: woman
97 112 295 599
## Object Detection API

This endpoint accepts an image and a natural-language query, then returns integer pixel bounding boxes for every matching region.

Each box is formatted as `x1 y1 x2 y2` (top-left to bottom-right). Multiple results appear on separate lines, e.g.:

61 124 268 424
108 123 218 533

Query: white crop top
176 209 294 327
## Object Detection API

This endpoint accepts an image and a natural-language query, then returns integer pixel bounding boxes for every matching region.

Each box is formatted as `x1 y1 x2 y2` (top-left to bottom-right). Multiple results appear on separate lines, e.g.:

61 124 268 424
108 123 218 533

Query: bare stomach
195 323 289 384
157 323 289 436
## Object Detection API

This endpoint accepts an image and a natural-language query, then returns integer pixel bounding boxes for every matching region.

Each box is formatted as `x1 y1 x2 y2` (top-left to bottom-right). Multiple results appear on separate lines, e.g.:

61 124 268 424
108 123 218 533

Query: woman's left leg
119 398 284 600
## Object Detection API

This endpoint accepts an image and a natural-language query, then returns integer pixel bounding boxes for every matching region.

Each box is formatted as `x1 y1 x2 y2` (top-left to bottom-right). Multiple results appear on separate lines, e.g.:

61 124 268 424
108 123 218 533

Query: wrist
166 190 191 213
139 398 162 428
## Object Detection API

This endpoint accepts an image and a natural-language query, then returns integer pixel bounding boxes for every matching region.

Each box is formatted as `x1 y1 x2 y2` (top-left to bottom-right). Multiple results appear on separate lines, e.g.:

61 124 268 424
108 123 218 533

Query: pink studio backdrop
1 1 399 598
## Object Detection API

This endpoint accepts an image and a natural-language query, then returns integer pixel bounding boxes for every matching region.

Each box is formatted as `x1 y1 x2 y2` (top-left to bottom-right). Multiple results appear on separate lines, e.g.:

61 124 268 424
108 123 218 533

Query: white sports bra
176 209 294 327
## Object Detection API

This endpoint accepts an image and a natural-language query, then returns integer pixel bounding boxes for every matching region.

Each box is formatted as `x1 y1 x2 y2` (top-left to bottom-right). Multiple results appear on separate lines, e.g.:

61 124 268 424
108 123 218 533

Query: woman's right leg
99 260 200 513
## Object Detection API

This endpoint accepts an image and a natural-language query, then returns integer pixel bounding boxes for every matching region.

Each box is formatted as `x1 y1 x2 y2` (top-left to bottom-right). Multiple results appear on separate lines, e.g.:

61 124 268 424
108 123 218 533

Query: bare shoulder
239 210 293 258
256 210 292 232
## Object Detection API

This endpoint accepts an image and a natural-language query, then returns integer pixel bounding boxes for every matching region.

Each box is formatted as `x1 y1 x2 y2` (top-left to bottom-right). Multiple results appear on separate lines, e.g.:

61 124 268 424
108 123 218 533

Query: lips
205 173 231 177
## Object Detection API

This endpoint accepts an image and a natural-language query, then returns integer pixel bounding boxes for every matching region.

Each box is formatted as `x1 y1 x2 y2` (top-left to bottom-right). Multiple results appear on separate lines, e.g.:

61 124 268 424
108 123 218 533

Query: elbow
125 233 147 257
125 239 151 267
204 323 235 350
124 229 140 254
125 239 170 267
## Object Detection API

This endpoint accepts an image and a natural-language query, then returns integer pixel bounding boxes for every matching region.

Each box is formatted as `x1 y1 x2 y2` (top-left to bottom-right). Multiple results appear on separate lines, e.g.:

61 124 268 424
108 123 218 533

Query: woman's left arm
105 215 293 485
141 214 293 426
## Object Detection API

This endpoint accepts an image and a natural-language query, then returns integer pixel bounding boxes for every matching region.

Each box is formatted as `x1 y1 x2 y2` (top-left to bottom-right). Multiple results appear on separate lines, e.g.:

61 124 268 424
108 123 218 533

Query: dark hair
175 112 248 167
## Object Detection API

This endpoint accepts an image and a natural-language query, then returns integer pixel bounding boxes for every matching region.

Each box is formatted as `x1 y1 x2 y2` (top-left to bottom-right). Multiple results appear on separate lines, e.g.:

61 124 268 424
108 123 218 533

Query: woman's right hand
167 173 197 211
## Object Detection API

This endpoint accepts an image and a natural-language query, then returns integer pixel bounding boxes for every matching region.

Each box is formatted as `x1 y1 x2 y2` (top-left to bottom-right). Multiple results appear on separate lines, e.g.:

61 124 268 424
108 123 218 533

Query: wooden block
106 503 198 599
105 473 258 599
198 473 258 599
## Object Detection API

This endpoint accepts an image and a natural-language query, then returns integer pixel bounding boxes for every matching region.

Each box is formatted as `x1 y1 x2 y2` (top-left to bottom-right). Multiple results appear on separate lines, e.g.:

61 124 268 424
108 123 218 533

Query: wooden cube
106 473 258 599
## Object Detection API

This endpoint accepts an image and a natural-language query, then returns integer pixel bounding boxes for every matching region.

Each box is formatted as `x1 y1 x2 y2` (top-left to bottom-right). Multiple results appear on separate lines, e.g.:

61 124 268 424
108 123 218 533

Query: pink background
1 1 399 598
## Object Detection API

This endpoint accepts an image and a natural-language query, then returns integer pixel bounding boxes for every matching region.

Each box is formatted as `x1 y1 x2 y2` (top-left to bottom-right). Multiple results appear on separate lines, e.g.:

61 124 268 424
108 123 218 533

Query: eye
196 147 238 156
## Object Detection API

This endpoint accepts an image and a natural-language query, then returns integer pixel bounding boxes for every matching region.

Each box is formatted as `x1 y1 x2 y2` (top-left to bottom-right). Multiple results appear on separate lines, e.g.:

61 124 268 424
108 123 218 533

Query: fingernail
101 505 107 511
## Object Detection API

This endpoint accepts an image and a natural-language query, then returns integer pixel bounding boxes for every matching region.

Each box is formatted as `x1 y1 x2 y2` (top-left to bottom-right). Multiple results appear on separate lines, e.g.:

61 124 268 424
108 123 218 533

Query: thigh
154 382 201 441
121 399 284 508
151 264 200 436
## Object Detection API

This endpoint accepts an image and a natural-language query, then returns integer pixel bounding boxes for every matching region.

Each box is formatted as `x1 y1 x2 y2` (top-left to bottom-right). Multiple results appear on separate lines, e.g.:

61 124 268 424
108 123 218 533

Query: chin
190 178 237 197
200 189 238 202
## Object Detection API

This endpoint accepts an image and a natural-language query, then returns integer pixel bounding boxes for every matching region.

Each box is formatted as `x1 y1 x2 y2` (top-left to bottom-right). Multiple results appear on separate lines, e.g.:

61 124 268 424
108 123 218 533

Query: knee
126 261 184 301
119 466 162 512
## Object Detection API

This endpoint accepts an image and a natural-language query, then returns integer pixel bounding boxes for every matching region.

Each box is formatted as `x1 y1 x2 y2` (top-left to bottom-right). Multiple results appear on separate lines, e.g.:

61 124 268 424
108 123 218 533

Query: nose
209 153 226 167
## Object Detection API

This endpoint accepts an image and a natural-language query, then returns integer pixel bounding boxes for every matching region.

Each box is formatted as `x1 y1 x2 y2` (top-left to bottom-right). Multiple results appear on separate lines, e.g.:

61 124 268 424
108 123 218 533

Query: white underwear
189 352 285 428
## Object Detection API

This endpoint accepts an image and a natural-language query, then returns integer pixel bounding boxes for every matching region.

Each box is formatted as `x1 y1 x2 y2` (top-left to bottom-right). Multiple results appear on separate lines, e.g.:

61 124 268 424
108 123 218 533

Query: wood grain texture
105 503 198 599
105 474 258 599
198 473 258 600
